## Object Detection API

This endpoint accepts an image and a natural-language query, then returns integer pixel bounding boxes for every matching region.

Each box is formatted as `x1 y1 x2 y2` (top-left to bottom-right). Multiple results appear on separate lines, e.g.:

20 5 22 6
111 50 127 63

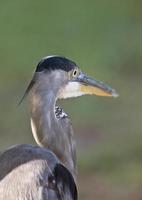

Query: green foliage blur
0 1 142 199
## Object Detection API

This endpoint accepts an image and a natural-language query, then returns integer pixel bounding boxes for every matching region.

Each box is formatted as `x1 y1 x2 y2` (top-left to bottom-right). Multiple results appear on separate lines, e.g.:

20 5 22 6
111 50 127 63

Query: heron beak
74 72 119 97
58 72 118 99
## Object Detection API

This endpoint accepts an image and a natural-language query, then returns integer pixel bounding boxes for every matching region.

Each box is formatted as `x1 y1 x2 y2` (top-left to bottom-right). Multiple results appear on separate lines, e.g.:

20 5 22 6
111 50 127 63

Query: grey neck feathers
29 86 77 180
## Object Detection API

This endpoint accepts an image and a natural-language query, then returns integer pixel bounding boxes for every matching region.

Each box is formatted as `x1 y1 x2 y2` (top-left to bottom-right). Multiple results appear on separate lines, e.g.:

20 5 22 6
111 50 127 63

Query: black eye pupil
73 70 77 76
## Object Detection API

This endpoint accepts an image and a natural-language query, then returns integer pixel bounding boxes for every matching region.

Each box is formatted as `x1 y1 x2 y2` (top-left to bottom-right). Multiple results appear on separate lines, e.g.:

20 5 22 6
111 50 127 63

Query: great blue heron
22 55 118 179
0 56 118 200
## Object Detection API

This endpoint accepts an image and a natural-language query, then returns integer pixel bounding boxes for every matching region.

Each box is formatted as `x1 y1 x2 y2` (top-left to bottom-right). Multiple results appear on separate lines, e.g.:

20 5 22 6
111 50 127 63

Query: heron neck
30 89 58 147
29 88 77 180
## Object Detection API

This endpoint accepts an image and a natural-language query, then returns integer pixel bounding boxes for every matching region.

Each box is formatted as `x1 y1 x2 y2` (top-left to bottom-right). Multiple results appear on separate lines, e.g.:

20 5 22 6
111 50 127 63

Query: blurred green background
0 0 142 199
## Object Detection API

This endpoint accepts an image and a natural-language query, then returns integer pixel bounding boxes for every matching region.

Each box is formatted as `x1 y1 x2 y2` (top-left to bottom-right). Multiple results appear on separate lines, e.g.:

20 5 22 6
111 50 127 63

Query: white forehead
42 55 59 60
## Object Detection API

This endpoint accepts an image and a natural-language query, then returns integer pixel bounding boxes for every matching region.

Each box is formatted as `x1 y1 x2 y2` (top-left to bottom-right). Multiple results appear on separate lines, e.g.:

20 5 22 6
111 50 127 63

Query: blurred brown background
0 1 142 199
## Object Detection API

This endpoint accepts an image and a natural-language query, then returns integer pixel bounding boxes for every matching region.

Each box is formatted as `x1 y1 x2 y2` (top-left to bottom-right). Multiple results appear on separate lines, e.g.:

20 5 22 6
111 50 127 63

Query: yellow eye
72 69 79 77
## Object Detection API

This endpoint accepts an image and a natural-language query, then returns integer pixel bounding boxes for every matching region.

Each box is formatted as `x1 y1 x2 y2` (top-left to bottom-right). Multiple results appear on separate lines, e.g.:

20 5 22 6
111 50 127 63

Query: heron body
0 144 77 200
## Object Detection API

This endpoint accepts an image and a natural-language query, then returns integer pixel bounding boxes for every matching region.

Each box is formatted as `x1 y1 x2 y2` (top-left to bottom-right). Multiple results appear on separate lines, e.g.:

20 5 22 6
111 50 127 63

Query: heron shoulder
0 144 77 200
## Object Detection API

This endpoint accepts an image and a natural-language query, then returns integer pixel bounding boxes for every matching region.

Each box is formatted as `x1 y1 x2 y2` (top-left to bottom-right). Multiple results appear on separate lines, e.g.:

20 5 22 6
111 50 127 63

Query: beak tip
111 90 119 98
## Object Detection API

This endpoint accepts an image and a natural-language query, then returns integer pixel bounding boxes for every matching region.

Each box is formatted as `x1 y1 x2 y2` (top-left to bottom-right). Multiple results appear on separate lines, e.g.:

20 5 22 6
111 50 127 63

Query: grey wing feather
0 144 77 200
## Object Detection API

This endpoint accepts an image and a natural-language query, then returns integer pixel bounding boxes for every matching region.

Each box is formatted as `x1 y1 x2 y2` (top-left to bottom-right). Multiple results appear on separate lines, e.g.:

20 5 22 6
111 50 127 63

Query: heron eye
72 69 78 77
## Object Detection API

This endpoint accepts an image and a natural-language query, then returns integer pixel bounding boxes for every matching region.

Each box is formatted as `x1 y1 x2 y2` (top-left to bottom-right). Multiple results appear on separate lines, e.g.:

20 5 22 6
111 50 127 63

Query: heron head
20 55 118 103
